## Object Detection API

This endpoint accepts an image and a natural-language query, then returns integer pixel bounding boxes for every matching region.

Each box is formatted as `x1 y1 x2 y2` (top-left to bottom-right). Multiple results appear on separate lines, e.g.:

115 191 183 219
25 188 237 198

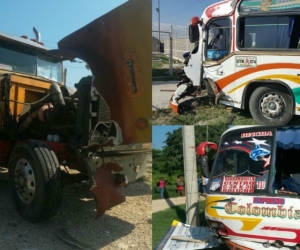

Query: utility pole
156 0 160 52
182 126 200 226
169 25 173 76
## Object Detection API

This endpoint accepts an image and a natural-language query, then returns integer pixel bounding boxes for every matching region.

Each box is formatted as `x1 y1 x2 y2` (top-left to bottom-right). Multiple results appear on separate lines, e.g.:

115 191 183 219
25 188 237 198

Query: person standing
158 177 166 199
197 174 201 193
201 175 209 195
177 176 185 197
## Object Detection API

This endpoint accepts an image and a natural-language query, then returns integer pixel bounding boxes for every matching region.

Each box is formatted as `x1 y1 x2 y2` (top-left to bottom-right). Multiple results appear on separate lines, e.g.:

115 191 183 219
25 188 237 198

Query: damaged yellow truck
0 0 151 222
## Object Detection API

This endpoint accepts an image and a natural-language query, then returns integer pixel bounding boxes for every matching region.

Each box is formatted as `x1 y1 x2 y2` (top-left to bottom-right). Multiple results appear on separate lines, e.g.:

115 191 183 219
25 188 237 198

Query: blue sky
153 125 181 149
152 0 220 39
0 1 222 85
0 0 127 87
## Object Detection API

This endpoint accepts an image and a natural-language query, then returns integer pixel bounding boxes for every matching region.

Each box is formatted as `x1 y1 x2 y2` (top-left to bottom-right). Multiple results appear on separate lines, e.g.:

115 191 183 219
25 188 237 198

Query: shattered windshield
209 129 274 194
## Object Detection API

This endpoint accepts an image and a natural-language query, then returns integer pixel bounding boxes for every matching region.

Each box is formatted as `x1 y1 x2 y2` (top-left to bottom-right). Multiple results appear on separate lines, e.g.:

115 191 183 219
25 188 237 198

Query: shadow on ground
0 171 136 250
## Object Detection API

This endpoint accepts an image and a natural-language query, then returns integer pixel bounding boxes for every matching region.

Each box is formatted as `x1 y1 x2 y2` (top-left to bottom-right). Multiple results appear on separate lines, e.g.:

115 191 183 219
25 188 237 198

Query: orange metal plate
91 163 126 218
57 0 151 144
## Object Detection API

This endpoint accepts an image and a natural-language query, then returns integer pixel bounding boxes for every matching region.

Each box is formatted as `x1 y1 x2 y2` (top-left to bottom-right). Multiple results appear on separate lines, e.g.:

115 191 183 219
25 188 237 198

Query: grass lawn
151 103 300 125
152 68 179 81
152 54 183 81
151 98 258 125
152 201 207 249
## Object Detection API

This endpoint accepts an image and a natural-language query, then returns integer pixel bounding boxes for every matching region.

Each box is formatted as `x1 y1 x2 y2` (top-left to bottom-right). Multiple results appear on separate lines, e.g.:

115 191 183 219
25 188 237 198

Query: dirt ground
0 166 152 250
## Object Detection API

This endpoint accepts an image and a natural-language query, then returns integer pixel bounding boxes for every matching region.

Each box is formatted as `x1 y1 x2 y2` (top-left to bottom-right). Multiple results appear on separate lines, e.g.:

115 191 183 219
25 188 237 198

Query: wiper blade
214 197 235 202
206 197 235 207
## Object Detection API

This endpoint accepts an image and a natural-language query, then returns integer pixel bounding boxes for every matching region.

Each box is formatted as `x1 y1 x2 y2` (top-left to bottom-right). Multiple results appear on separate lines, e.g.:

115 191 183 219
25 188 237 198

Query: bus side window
244 32 252 48
240 31 252 48
273 148 283 192
289 16 300 49
273 147 300 195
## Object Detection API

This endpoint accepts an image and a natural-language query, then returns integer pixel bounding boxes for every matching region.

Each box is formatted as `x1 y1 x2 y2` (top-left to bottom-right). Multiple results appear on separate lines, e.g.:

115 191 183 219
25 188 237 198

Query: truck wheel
249 85 293 126
8 140 63 222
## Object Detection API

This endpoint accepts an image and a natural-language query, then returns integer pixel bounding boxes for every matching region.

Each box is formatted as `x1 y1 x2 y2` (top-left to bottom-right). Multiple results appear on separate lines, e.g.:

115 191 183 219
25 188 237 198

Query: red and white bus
204 126 300 249
172 0 300 126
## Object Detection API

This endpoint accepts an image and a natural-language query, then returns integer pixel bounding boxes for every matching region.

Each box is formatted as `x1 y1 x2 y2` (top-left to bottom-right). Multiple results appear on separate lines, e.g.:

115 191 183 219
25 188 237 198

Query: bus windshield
209 129 274 194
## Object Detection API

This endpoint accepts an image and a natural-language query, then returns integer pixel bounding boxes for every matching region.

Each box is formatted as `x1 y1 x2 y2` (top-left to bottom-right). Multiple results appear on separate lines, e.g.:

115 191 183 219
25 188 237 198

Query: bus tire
249 85 293 126
8 140 63 222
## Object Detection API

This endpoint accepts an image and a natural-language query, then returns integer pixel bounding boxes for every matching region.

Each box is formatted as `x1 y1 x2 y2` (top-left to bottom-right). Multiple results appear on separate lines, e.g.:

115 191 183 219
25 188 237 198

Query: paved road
152 81 177 110
152 195 206 213
152 81 195 110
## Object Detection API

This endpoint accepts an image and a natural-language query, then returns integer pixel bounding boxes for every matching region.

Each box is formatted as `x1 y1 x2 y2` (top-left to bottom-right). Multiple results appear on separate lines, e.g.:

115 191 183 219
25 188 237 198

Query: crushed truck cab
0 0 151 222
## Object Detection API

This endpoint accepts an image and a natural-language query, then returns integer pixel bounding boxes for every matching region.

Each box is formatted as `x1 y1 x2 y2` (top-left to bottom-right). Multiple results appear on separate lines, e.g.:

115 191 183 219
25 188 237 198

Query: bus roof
221 125 300 139
201 0 237 24
221 125 258 136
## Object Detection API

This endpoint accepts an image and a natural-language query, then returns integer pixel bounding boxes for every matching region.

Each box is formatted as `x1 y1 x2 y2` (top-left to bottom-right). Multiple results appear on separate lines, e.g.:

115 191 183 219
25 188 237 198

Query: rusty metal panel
91 163 126 218
57 0 151 145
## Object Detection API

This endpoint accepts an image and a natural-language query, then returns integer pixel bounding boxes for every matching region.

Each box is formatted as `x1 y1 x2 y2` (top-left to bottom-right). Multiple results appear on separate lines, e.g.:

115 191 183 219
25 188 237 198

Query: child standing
158 177 166 199
177 176 184 197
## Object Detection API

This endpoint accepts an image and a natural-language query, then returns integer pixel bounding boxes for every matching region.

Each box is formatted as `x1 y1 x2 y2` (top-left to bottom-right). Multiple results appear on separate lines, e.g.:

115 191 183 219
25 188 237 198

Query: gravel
0 166 152 250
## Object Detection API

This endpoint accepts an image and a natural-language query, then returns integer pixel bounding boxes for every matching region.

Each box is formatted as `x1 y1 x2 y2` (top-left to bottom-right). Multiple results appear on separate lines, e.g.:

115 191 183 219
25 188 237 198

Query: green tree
152 125 229 199
194 125 228 176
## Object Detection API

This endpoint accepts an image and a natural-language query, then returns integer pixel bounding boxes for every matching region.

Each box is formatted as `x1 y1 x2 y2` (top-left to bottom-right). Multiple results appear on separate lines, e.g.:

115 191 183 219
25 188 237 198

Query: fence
163 37 194 61
152 30 194 76
152 36 195 61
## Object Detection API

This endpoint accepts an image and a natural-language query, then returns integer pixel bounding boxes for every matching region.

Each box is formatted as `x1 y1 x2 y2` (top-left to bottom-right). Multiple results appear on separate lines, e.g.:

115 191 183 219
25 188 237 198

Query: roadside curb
152 195 206 213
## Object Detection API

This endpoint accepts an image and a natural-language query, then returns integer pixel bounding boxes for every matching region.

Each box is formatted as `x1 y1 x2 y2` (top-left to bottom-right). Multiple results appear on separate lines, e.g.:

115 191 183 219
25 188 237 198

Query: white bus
204 126 300 249
172 0 300 126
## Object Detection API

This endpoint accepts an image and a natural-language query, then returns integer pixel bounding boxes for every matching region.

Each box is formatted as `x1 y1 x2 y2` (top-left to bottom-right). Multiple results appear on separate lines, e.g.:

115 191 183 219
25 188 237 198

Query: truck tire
8 140 63 222
249 85 293 126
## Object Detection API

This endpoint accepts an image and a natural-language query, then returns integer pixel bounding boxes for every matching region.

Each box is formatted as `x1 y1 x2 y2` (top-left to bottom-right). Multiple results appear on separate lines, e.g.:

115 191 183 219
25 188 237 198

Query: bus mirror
198 155 210 177
189 25 200 43
196 142 217 177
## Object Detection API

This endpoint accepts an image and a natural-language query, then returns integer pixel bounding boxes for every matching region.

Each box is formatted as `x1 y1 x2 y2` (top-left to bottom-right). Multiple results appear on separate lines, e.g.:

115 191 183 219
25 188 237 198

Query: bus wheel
249 85 293 126
8 140 63 222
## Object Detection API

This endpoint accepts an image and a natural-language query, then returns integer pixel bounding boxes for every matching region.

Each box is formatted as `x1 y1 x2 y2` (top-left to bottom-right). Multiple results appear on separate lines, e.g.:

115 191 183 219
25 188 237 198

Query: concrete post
157 0 160 52
182 125 200 226
169 25 173 76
